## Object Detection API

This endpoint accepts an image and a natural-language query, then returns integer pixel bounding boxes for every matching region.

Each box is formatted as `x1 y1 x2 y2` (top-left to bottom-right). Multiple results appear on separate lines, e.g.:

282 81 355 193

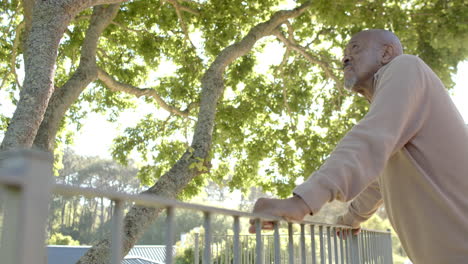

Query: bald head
351 29 403 56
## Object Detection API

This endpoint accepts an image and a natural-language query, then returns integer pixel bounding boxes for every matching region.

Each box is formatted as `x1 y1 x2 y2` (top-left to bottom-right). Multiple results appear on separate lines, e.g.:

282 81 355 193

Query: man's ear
381 44 394 65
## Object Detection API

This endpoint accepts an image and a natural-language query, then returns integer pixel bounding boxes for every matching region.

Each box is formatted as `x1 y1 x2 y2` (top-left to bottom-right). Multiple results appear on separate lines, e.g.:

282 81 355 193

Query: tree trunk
77 2 312 263
1 1 73 150
1 0 123 150
33 4 120 151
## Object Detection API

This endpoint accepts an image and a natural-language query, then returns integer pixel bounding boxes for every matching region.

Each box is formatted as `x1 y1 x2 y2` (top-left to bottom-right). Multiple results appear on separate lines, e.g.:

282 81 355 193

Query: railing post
333 227 338 264
339 228 344 264
350 232 361 264
310 225 316 264
0 183 21 264
194 232 200 264
233 217 240 264
345 230 350 264
274 222 281 264
203 212 212 264
287 223 294 264
319 226 325 264
165 206 175 264
255 219 264 264
0 149 53 264
300 224 306 264
110 200 124 264
326 227 332 264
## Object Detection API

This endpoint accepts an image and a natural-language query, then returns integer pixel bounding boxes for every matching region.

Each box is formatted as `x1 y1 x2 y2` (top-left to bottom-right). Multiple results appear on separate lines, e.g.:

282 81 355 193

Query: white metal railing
205 230 392 264
0 149 393 264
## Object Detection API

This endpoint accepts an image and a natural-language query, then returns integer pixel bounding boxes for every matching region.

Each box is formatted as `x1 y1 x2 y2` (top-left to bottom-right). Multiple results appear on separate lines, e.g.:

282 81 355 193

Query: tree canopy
0 0 466 262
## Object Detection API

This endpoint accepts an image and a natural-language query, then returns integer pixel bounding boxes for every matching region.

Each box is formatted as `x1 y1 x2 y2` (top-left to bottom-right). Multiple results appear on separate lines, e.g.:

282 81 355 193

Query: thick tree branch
1 1 80 149
33 4 120 151
96 67 190 118
273 28 342 87
78 2 313 263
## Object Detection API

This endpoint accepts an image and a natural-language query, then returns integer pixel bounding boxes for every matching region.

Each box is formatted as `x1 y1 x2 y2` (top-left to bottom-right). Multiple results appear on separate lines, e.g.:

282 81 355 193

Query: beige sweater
293 54 468 263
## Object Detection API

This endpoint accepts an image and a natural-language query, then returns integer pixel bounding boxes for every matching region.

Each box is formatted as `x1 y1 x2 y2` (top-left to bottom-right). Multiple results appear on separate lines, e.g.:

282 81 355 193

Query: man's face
342 34 381 91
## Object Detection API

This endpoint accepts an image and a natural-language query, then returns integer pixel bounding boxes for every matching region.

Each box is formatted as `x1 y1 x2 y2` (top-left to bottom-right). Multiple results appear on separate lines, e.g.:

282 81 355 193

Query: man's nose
342 56 351 68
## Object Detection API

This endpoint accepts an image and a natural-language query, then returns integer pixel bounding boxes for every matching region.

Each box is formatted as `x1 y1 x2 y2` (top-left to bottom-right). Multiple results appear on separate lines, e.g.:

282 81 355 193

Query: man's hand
336 227 361 239
336 214 361 239
249 195 310 233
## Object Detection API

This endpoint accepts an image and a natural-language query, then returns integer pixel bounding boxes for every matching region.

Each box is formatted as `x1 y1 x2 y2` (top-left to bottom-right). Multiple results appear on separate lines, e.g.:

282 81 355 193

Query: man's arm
251 55 429 228
337 180 383 229
294 55 429 214
249 180 381 233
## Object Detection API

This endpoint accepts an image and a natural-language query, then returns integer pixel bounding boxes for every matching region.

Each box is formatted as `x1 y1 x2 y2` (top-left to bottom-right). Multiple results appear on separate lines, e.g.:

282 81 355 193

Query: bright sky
450 61 468 122
71 60 468 158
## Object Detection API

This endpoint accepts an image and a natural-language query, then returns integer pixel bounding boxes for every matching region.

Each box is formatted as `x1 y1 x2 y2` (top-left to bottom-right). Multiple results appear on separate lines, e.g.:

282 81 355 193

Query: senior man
251 29 468 263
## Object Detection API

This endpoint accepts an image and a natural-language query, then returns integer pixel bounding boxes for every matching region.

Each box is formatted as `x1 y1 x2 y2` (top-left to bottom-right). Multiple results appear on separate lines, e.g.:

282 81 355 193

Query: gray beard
344 75 357 91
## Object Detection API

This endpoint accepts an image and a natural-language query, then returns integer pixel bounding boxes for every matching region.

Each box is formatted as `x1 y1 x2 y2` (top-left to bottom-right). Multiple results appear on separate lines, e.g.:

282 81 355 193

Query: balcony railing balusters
339 228 344 264
333 227 339 264
194 233 200 264
203 212 212 264
288 223 294 264
310 225 316 264
110 200 124 264
319 226 325 264
233 216 240 264
326 227 332 264
274 222 281 264
256 219 264 264
165 206 175 264
300 224 306 264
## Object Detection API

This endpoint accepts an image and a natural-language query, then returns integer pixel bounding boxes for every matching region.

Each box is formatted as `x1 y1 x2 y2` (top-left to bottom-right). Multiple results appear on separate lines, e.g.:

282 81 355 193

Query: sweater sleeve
336 180 383 228
294 55 429 214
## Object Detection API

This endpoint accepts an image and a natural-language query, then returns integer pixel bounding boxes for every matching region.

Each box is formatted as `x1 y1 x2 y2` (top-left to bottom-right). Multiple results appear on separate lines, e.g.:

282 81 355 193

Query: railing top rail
52 184 390 234
0 172 391 234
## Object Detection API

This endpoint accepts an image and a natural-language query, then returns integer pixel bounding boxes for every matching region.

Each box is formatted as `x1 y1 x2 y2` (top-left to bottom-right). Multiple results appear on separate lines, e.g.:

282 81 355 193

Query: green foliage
47 233 80 246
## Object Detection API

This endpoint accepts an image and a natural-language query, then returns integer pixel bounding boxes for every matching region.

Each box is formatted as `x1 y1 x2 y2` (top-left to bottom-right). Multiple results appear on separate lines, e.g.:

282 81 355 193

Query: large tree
0 0 466 263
